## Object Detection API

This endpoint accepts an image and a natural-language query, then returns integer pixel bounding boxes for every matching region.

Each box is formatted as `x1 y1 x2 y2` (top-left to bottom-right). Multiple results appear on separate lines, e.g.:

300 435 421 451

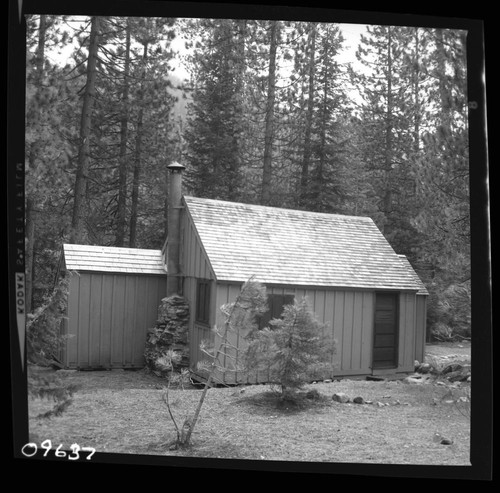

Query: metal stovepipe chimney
166 161 185 297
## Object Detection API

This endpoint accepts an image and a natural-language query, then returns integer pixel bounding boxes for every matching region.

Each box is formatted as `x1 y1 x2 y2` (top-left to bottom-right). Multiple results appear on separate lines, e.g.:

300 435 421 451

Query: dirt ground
26 341 472 466
46 341 472 391
424 341 471 364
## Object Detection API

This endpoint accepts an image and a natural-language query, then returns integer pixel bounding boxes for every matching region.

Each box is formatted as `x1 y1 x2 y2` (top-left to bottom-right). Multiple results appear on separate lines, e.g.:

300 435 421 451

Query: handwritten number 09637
21 440 96 460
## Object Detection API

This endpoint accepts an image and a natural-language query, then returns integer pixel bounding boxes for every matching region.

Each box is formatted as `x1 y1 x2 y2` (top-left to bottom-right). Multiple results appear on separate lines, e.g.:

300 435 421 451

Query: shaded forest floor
28 343 471 466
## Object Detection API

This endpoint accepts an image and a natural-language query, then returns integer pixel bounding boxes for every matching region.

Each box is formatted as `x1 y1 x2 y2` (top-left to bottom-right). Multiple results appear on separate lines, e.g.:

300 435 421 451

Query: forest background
24 15 471 342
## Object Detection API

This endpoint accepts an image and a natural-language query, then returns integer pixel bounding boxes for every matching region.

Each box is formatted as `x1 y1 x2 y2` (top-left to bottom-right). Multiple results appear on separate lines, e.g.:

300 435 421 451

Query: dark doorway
372 292 399 369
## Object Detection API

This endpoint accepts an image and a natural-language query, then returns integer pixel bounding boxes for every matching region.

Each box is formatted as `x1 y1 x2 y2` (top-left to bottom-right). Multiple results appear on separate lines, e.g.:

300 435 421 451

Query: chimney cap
167 161 186 173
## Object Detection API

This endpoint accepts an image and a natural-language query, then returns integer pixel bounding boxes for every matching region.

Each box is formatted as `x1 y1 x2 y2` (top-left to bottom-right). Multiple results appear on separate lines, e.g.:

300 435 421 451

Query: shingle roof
183 196 422 290
63 244 166 275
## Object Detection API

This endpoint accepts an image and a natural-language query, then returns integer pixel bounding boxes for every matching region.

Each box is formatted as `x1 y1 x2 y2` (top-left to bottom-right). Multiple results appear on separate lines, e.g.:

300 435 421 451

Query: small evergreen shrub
244 297 336 401
28 367 79 419
27 275 70 365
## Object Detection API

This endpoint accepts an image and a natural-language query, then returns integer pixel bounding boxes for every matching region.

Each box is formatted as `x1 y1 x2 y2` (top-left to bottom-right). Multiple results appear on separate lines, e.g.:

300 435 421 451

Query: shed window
196 280 211 325
258 294 294 329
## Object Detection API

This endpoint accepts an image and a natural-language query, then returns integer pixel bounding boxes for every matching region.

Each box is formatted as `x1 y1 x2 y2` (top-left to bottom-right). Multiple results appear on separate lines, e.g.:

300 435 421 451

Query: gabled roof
63 244 166 275
183 196 422 291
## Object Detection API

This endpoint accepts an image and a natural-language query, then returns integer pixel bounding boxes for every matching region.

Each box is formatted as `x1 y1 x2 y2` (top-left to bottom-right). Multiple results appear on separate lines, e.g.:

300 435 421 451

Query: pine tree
244 298 335 400
183 19 246 201
25 15 75 310
353 25 420 249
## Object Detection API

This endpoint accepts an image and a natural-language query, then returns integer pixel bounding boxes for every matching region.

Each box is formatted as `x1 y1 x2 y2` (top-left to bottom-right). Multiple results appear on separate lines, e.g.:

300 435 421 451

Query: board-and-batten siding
414 295 427 363
180 208 217 375
62 272 167 369
203 283 421 385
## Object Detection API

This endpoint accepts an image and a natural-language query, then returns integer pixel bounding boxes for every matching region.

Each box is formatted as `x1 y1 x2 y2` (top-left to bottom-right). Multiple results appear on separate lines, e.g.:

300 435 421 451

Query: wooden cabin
178 195 428 384
59 164 428 381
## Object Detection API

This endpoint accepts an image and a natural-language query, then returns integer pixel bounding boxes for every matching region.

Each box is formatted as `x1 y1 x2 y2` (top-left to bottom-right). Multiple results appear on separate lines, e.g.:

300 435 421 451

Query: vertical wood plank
124 275 137 365
414 296 427 363
226 284 242 385
188 225 195 277
111 275 125 367
314 290 326 325
333 291 345 371
66 273 80 367
99 274 114 367
304 289 316 313
324 290 336 372
397 293 406 370
77 274 91 368
404 294 416 371
361 292 373 370
342 291 354 370
351 291 363 370
89 274 102 366
194 236 201 278
182 217 189 275
132 276 148 366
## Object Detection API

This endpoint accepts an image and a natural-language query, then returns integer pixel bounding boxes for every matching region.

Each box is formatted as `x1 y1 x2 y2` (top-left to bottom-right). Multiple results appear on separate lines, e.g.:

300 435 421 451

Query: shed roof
183 196 423 291
63 244 166 275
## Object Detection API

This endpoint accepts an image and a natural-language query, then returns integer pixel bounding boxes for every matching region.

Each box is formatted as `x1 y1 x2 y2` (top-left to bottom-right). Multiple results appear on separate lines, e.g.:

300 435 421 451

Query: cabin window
196 280 211 325
258 294 294 329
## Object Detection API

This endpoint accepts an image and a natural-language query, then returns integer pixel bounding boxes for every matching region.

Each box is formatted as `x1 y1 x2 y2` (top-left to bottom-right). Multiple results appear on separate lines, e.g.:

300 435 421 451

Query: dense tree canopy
25 15 471 340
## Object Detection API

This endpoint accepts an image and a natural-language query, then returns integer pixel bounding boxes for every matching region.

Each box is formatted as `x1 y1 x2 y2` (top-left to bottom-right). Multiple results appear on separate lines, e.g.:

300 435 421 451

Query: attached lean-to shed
177 195 429 384
59 244 167 369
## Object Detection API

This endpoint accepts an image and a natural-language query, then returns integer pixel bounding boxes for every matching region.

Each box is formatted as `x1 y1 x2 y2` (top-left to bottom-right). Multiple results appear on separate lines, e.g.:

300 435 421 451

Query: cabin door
372 293 399 369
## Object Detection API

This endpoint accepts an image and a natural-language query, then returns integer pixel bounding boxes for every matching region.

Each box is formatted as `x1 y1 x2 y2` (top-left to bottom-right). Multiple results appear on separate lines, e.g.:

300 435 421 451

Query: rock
353 396 365 404
306 389 321 400
447 370 471 382
433 432 443 442
404 374 428 384
332 392 350 403
440 438 454 445
144 296 190 374
442 363 463 374
416 362 432 374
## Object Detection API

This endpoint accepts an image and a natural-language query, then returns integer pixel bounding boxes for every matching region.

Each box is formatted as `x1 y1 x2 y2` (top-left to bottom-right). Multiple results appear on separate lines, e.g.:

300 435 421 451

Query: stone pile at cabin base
144 295 190 377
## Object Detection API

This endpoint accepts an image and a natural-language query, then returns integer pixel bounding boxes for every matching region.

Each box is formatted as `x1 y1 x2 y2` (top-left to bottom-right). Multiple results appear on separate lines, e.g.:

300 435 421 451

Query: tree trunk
129 39 148 248
382 27 394 231
71 16 100 244
435 29 452 131
413 28 421 155
299 23 317 208
412 28 422 198
261 20 279 205
115 20 131 246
